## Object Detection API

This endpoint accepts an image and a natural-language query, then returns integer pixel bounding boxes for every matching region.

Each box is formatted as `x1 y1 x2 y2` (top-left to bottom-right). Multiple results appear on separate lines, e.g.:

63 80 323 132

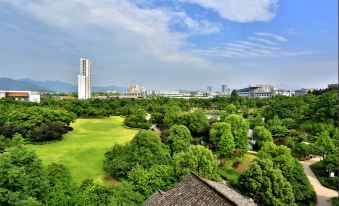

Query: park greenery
0 88 337 205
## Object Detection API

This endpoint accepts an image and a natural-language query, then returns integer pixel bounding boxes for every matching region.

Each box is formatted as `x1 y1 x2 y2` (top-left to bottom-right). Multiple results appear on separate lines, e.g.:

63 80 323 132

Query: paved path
151 124 161 133
300 157 338 206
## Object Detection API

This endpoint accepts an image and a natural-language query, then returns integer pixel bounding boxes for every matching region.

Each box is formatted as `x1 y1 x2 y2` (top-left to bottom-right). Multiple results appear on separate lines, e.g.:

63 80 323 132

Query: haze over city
0 0 337 89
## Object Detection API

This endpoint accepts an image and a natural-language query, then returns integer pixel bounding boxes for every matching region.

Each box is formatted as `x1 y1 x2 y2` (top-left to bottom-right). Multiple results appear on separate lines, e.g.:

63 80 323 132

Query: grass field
218 153 256 184
27 116 139 185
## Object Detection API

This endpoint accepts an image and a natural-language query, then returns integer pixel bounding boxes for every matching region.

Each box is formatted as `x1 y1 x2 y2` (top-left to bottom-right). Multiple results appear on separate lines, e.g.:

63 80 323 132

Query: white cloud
255 32 288 42
2 0 223 70
182 0 278 22
192 33 320 59
287 28 300 35
248 37 277 45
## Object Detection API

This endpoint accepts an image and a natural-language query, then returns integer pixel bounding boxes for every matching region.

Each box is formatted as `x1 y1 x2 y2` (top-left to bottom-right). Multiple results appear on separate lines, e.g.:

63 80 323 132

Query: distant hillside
0 78 127 92
20 78 77 92
0 78 47 91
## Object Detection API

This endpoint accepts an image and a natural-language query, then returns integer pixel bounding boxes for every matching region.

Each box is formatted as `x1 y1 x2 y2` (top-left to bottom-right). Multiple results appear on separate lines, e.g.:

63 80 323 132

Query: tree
218 128 235 156
230 90 239 103
173 145 218 179
163 106 181 128
250 114 265 128
0 146 49 205
313 131 336 159
104 130 171 178
178 111 208 135
29 121 66 142
253 126 273 149
128 164 176 196
257 142 316 204
239 158 296 206
130 131 171 168
223 114 249 154
226 104 236 114
292 142 311 160
209 122 231 145
167 125 192 154
124 109 151 129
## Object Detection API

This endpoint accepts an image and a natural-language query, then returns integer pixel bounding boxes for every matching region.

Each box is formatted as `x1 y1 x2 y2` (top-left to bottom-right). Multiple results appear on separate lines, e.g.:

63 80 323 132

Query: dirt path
300 157 338 206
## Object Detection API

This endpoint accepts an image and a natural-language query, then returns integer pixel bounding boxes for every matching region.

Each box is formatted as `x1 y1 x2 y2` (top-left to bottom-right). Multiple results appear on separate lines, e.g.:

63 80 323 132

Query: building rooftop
144 172 257 206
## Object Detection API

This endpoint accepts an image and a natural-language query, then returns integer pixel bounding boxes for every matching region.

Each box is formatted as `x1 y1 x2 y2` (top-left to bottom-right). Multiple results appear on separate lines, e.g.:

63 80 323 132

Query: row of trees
0 136 143 205
209 114 249 156
238 142 316 206
104 128 219 198
0 105 76 142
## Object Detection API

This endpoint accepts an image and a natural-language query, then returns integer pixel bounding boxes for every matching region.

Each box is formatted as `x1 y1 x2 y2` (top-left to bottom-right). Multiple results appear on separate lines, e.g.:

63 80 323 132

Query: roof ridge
190 172 238 206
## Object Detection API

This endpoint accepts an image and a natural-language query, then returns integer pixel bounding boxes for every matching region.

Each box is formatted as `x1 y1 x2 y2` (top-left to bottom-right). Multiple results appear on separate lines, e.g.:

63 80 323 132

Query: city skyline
0 0 337 90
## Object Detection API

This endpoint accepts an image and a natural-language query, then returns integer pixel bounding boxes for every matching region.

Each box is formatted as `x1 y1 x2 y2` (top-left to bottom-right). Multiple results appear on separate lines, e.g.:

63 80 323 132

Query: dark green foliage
177 110 208 135
238 158 296 206
167 125 192 154
310 160 338 191
124 109 151 129
0 123 25 138
163 106 182 128
257 142 316 204
104 144 132 178
29 122 66 142
230 90 239 103
332 197 339 206
104 130 171 179
292 142 311 160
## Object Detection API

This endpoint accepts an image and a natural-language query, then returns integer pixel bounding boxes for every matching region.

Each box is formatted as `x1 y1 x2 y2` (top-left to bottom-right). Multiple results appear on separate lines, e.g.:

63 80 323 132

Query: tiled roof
144 172 257 206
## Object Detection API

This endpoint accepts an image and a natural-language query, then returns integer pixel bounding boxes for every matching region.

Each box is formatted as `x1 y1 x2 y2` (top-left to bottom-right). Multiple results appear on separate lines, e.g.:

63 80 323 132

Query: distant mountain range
0 78 127 92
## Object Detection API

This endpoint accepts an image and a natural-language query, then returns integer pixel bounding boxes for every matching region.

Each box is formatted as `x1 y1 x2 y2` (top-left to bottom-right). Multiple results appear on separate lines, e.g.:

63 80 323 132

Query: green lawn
218 153 256 184
27 116 139 185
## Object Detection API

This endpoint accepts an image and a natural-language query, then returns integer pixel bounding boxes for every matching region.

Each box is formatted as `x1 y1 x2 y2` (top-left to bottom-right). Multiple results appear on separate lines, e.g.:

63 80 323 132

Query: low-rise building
144 172 257 206
328 84 339 89
238 84 275 98
0 90 40 103
119 84 147 98
294 88 315 96
274 89 292 97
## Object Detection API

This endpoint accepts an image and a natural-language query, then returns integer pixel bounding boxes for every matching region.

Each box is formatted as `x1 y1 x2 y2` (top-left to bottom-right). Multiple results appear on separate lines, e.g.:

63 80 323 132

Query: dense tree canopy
223 114 249 154
167 125 192 154
253 126 273 149
104 130 171 179
173 145 218 180
239 158 296 206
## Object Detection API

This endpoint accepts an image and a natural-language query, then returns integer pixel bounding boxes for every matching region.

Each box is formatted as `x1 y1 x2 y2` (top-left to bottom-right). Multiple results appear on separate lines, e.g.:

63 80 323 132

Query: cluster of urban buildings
0 58 337 102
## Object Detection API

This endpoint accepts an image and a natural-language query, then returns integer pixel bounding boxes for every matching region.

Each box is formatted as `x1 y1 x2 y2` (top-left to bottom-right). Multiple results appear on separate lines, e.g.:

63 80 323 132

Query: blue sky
0 0 337 90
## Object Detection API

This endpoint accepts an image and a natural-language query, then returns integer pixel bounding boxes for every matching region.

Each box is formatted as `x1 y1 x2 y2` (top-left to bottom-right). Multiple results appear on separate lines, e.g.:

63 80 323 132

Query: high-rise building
221 84 227 93
78 58 91 99
207 86 212 92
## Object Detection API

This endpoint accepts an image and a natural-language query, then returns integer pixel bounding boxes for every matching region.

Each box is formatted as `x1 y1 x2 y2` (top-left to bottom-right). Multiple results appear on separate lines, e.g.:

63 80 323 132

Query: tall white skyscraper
78 58 91 99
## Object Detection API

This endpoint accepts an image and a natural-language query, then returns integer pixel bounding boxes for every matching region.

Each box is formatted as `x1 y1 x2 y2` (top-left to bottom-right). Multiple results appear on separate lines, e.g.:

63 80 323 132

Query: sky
0 0 338 90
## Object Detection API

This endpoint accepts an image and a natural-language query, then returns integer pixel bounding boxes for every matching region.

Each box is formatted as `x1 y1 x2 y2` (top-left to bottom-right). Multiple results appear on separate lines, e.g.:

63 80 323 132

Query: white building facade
78 58 91 99
0 91 40 103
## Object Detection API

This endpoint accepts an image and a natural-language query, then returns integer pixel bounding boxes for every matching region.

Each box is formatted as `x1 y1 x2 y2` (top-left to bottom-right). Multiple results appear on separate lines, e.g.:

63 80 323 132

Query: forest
0 88 337 206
